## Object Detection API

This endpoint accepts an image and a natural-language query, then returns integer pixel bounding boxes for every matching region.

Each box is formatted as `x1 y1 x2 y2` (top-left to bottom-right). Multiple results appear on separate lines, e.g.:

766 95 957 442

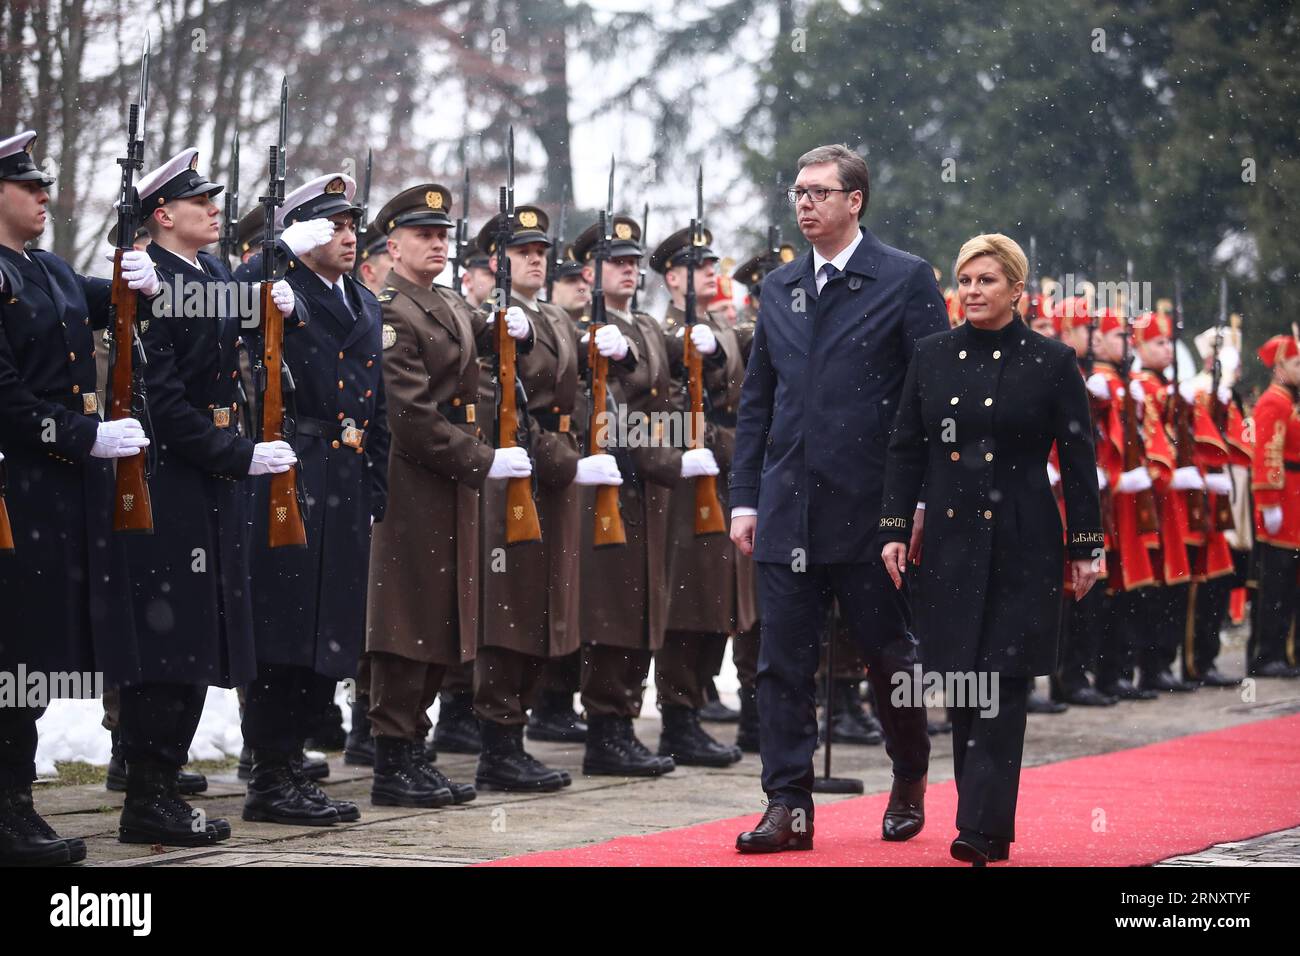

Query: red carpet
485 713 1300 866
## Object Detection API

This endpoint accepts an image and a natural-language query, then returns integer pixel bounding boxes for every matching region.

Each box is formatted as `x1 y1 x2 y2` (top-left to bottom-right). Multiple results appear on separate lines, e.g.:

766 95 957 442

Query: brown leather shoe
736 803 814 854
881 774 925 841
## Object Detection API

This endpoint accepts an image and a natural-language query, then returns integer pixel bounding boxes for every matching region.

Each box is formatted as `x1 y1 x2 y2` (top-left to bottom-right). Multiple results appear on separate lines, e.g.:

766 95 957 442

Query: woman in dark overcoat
878 233 1102 865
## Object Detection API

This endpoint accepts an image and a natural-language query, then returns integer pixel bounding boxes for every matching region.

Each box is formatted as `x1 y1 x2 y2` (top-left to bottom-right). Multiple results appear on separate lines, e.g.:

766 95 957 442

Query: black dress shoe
370 737 453 808
658 706 742 767
120 765 232 846
242 754 341 827
1027 692 1069 714
1187 668 1241 688
476 722 565 792
736 803 814 854
950 829 1007 866
1249 660 1300 678
882 774 926 841
1065 686 1118 707
1140 670 1197 693
582 715 674 777
1101 679 1158 701
0 788 74 866
433 692 482 754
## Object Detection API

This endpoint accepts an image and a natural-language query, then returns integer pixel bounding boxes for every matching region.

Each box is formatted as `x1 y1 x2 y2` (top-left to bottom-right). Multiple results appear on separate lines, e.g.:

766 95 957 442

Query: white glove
120 249 160 296
1217 384 1232 405
1128 380 1146 404
248 440 297 476
1262 506 1283 535
488 446 532 479
271 279 295 317
1086 373 1110 400
91 418 149 459
1047 462 1061 486
593 324 629 361
486 305 531 341
1171 466 1205 491
1096 466 1108 491
1116 466 1153 494
1205 472 1233 496
676 323 718 356
1219 346 1240 382
1178 380 1199 404
574 454 623 487
681 447 719 479
281 218 335 257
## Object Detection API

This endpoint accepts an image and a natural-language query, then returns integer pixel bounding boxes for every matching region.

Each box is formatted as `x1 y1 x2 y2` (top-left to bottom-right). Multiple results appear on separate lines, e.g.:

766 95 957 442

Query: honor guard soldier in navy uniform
113 149 301 843
0 130 148 864
650 226 751 766
233 173 390 825
570 214 691 777
366 182 532 807
472 204 625 790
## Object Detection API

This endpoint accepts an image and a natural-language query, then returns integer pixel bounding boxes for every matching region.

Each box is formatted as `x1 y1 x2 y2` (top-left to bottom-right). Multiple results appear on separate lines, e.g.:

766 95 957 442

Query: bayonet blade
506 126 515 212
230 132 240 202
277 78 288 180
606 156 615 227
137 33 151 144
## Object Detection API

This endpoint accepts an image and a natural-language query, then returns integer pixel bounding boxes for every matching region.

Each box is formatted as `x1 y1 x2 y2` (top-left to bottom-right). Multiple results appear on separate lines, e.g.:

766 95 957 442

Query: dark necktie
333 283 356 324
819 262 842 286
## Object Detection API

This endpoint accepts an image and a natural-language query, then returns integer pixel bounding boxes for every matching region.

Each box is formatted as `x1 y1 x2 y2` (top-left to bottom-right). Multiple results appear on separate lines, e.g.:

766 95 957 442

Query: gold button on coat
984 398 993 406
946 508 955 518
984 510 993 519
950 451 960 461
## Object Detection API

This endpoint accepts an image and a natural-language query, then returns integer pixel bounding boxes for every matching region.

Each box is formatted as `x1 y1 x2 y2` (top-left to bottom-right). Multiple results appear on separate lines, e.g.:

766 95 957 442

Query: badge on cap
615 222 632 240
426 191 443 210
382 324 397 349
518 210 538 229
325 177 347 195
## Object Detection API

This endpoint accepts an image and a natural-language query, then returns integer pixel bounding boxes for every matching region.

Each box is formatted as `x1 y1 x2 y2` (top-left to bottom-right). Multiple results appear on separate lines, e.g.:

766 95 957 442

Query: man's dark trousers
757 560 930 817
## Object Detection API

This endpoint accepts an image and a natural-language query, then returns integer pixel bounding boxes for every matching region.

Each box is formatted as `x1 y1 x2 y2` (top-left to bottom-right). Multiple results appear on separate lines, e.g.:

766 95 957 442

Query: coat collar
783 226 884 286
148 242 209 281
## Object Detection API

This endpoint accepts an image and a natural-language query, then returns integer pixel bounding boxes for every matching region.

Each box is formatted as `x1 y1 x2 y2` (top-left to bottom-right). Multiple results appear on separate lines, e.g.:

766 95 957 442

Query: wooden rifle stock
587 324 626 548
497 306 542 545
109 249 153 532
684 331 726 536
260 281 306 548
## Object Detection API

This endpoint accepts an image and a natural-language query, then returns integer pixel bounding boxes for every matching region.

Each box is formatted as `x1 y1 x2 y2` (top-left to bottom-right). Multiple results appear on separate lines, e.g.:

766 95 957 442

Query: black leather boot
526 690 588 743
286 761 360 822
343 699 375 766
583 715 674 777
433 692 482 754
824 681 883 745
242 751 340 826
240 745 326 781
699 679 741 723
0 787 77 866
406 741 476 804
119 764 232 846
371 737 452 808
736 685 760 753
107 730 207 794
658 704 742 767
476 722 565 792
304 699 347 751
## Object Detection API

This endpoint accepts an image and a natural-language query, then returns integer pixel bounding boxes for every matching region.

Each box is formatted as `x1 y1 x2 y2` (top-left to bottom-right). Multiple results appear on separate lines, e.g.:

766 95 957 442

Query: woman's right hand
882 541 907 589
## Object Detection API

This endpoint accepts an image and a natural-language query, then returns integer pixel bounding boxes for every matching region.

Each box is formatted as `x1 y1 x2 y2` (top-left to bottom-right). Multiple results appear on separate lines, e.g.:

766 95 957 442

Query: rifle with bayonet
631 202 648 312
1121 259 1159 535
1207 276 1236 530
546 188 567 302
219 133 239 267
1169 272 1208 533
493 127 542 545
452 166 469 292
683 167 726 536
586 157 626 548
256 77 306 549
1024 236 1041 323
351 147 372 279
108 34 154 533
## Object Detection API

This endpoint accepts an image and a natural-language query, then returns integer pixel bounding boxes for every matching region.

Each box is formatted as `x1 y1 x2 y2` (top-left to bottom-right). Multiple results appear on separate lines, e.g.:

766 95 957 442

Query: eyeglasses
786 185 853 204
